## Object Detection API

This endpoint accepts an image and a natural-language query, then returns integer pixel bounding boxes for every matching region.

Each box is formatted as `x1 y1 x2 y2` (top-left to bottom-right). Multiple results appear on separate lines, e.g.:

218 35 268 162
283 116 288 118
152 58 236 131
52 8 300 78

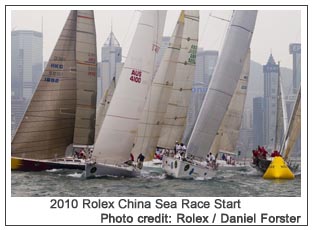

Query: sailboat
11 10 97 171
131 10 199 171
209 49 251 171
162 10 258 179
252 76 300 174
85 10 166 178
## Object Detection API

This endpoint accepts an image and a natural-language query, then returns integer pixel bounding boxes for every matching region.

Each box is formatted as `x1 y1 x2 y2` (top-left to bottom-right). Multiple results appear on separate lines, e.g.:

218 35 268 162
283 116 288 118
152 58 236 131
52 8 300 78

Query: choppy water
11 165 301 197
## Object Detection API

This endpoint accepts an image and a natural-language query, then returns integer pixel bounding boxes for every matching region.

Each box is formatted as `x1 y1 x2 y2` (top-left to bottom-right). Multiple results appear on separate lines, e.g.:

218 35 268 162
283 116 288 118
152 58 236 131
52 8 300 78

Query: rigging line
209 13 231 22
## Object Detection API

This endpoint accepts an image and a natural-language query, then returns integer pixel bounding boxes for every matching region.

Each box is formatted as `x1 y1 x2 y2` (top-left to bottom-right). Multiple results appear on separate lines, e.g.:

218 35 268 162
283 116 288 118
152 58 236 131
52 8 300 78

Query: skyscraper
11 30 43 136
252 97 265 148
97 31 123 103
182 49 219 143
289 43 301 94
11 30 43 99
263 54 280 150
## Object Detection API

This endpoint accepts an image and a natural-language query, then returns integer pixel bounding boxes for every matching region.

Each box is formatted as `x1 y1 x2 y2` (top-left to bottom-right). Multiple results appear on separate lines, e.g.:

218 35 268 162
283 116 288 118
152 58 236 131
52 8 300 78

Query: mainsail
92 11 166 164
280 86 301 161
11 10 97 159
157 11 199 149
187 11 257 159
209 49 250 155
131 10 199 159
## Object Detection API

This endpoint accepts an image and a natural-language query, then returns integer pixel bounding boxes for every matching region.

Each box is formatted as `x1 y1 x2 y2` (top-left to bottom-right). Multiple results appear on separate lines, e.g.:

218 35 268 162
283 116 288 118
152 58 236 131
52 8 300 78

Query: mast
92 11 166 164
157 11 199 149
187 10 257 160
210 49 250 155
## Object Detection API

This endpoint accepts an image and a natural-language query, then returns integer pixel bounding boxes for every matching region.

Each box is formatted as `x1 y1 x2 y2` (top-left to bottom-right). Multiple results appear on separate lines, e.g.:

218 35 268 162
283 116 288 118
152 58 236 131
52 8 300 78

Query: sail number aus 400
50 199 78 209
130 69 142 83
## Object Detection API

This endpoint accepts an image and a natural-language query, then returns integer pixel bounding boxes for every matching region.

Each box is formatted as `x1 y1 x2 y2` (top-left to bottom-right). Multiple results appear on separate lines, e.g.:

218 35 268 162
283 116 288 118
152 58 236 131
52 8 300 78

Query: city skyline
9 7 303 69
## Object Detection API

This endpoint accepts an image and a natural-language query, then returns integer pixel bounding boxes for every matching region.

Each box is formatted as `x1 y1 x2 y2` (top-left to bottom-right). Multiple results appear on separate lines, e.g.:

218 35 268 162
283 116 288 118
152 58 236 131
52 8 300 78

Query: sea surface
11 164 301 197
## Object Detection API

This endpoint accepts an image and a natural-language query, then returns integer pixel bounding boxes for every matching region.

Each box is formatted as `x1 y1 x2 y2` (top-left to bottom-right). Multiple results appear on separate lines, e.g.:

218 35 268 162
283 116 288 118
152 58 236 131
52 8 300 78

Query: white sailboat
85 11 166 178
210 49 250 171
11 10 97 171
162 10 258 179
131 10 199 172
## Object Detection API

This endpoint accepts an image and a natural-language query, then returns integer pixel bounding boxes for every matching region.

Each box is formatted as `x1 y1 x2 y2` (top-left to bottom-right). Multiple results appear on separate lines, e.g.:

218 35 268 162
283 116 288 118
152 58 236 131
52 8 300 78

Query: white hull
85 162 140 178
216 160 249 171
162 156 217 179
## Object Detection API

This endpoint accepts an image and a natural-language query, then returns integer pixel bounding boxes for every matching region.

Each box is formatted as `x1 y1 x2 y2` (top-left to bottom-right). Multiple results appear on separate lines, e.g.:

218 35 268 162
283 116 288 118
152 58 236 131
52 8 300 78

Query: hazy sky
9 7 303 68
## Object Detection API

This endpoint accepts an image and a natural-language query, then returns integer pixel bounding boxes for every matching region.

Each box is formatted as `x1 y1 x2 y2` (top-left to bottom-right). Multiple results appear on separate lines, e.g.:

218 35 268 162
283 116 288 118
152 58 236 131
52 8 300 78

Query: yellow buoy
263 156 295 179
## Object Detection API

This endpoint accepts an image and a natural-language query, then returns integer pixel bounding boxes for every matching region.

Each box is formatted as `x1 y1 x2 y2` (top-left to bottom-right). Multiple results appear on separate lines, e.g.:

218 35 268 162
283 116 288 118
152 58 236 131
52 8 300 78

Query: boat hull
162 156 217 179
85 162 140 178
251 157 273 173
252 156 300 174
217 160 249 171
11 157 85 171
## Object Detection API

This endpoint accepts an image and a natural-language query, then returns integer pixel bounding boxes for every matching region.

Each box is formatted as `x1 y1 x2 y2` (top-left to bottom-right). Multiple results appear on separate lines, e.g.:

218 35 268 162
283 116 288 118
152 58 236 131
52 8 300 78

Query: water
11 166 301 197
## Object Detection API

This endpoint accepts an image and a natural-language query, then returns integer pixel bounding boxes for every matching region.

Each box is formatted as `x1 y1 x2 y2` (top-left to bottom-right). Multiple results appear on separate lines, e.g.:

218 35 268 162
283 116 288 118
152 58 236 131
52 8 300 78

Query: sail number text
130 69 142 83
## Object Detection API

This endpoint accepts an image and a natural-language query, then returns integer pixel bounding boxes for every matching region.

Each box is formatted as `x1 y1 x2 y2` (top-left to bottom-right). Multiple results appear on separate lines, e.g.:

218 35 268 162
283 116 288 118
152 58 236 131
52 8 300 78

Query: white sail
187 11 257 160
157 11 199 149
92 11 166 164
280 86 301 161
210 49 250 155
12 11 97 159
132 10 198 160
94 77 116 140
74 11 97 145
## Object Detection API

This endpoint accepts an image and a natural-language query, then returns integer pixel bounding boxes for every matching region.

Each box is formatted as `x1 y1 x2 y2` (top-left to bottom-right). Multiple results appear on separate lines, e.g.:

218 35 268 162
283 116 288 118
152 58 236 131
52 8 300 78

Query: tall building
252 97 265 148
289 43 301 94
263 54 280 150
97 31 123 103
182 49 219 143
11 30 43 136
11 30 43 99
